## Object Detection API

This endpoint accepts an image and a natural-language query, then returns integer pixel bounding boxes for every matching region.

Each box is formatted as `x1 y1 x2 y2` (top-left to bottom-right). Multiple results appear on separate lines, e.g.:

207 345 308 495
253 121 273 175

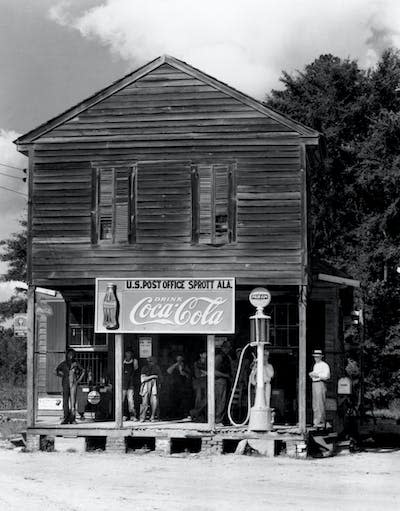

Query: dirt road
0 449 398 511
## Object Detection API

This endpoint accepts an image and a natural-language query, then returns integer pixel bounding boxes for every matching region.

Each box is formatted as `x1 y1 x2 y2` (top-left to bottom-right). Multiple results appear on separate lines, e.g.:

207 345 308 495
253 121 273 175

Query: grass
0 381 26 410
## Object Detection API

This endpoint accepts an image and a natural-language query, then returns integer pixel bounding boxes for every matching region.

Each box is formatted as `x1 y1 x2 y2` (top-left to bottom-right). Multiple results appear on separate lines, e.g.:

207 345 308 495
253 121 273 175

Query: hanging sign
13 314 27 338
249 287 271 309
95 277 235 334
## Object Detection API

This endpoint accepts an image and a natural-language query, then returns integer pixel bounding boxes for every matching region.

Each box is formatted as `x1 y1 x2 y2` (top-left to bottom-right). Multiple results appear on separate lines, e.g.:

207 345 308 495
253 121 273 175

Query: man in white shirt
309 349 330 428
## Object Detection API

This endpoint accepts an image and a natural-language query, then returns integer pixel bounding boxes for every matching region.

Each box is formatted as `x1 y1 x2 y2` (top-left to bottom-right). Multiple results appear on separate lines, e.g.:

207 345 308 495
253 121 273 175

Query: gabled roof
15 55 320 145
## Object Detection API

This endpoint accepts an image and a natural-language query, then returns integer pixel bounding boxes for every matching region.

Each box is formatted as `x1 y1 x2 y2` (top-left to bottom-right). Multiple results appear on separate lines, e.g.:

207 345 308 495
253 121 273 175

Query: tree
0 219 27 408
0 218 27 322
267 49 400 406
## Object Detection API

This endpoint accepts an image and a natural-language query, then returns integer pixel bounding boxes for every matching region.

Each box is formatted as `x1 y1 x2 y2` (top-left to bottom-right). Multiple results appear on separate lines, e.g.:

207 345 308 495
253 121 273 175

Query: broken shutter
196 162 236 244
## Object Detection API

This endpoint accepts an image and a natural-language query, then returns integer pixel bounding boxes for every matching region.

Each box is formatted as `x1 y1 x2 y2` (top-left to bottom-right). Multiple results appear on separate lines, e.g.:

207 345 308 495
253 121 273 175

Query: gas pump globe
248 287 273 432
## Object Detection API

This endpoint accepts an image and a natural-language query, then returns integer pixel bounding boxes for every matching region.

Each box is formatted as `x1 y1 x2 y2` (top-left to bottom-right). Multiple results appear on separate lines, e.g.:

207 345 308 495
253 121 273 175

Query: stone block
106 437 126 453
25 434 40 452
155 437 170 455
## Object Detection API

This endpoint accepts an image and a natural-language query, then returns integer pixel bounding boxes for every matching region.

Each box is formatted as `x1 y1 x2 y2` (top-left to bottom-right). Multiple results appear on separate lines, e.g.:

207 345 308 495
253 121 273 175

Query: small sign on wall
337 377 352 395
139 336 153 358
13 314 27 338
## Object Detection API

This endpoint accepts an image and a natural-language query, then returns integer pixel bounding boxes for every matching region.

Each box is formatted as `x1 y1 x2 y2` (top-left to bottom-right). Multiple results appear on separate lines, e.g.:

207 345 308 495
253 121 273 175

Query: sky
0 0 400 291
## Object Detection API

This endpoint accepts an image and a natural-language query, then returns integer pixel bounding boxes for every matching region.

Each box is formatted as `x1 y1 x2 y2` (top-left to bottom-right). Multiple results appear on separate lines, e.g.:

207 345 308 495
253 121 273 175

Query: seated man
139 356 163 422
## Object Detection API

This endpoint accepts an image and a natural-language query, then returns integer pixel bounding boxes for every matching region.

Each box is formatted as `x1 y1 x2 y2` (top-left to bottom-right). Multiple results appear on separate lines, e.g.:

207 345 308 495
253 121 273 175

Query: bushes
0 328 26 410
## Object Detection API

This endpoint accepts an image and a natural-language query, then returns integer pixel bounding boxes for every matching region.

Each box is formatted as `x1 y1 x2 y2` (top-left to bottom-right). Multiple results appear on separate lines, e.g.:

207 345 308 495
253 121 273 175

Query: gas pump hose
227 343 253 427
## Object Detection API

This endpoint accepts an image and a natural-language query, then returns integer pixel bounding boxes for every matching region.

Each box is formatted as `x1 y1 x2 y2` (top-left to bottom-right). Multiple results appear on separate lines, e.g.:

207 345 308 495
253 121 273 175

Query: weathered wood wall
27 63 309 287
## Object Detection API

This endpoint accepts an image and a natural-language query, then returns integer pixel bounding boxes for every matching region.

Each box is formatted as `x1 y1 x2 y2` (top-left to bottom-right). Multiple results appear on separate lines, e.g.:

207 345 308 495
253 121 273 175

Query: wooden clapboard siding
23 60 316 287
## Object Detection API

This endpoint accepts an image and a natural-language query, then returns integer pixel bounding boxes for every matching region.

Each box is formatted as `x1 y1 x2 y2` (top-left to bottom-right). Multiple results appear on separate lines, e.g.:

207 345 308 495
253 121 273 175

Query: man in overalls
56 348 84 424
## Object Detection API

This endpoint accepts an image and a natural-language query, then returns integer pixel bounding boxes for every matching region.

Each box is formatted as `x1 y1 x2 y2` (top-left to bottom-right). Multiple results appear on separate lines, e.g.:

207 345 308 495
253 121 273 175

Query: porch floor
31 416 303 440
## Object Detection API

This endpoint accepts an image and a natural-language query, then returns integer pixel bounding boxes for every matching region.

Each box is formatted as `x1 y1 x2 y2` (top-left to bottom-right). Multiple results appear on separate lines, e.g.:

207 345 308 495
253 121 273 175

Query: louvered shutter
214 164 229 244
98 168 113 241
115 167 131 243
198 164 213 244
95 165 135 243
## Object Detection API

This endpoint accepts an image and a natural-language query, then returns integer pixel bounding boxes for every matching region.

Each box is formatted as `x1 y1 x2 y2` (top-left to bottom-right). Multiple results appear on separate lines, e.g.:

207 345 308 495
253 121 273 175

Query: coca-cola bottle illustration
103 283 119 330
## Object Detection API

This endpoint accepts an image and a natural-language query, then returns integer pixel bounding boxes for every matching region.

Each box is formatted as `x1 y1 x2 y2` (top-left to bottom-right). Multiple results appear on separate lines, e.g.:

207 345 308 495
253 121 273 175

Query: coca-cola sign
95 278 235 334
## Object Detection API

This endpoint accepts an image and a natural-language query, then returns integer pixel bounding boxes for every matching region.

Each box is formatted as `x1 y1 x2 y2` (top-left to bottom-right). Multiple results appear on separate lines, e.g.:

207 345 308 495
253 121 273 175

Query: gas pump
227 287 273 432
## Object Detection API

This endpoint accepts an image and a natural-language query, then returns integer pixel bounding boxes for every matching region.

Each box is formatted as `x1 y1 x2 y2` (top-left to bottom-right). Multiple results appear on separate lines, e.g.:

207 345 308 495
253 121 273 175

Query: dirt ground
0 448 398 511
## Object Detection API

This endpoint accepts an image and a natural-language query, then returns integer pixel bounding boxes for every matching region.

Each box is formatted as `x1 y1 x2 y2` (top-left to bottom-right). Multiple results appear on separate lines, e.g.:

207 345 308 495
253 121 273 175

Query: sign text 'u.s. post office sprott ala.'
95 278 235 334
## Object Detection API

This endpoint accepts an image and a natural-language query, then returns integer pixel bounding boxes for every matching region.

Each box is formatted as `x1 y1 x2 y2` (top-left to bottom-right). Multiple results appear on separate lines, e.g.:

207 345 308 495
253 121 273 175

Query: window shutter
98 168 114 241
198 164 213 244
114 167 130 243
228 162 237 243
214 164 229 244
94 165 135 243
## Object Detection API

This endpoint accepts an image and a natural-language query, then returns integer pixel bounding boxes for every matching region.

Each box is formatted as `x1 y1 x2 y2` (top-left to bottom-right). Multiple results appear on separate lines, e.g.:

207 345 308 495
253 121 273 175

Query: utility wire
0 184 27 197
0 170 26 182
0 162 26 172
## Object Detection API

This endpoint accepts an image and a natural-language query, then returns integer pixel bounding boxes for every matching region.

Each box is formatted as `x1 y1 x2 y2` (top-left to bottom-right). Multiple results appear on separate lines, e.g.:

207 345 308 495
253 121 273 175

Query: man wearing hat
309 349 330 428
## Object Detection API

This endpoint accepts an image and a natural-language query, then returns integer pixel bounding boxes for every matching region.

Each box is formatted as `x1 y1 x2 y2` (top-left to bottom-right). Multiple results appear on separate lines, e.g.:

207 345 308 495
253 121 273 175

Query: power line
0 170 26 182
0 162 26 173
0 184 27 197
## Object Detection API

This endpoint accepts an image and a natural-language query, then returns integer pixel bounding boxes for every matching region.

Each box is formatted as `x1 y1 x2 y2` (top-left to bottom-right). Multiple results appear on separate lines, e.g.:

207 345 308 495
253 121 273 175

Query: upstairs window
192 162 236 245
92 165 136 243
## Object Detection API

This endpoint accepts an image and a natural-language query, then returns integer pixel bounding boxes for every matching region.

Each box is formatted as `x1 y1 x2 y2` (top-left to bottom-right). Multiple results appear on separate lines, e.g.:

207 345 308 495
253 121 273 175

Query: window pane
69 327 82 346
83 304 94 325
288 304 298 325
82 327 93 345
275 328 288 347
94 333 107 346
275 305 287 326
288 327 299 347
100 217 112 240
69 305 82 326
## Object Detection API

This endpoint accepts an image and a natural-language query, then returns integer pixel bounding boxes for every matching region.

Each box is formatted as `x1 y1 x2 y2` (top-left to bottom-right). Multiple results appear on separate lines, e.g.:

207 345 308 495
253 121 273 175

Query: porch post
114 333 123 428
207 334 215 428
298 285 307 434
27 285 36 428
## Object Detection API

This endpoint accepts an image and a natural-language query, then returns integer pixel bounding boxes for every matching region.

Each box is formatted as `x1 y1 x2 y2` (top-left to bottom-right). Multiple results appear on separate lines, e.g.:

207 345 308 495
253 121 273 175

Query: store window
191 162 236 245
68 303 107 348
270 304 299 347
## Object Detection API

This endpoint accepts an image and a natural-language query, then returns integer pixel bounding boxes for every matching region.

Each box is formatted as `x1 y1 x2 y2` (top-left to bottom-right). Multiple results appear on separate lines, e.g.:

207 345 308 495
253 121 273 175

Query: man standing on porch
122 348 139 421
309 349 331 428
56 349 84 424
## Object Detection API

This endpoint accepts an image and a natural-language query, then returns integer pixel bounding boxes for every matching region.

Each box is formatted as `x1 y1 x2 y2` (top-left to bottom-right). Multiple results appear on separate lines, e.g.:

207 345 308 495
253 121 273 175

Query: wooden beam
317 273 360 288
27 285 36 428
207 334 215 428
114 334 123 428
300 143 308 287
298 285 307 434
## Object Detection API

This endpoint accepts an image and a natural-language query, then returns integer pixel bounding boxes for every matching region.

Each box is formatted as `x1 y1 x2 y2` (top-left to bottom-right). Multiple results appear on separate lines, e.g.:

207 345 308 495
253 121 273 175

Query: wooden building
16 55 358 454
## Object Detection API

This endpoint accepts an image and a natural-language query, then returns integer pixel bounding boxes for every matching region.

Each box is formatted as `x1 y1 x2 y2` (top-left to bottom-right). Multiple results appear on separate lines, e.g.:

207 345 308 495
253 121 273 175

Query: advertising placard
13 314 27 338
95 278 235 334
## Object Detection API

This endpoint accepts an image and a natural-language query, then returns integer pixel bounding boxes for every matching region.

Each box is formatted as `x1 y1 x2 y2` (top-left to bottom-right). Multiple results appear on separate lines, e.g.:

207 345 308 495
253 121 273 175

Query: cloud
48 0 400 98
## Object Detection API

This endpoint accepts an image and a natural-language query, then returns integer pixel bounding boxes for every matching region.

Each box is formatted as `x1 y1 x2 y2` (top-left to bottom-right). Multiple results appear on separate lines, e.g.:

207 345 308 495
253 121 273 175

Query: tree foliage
267 49 400 405
0 219 27 408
